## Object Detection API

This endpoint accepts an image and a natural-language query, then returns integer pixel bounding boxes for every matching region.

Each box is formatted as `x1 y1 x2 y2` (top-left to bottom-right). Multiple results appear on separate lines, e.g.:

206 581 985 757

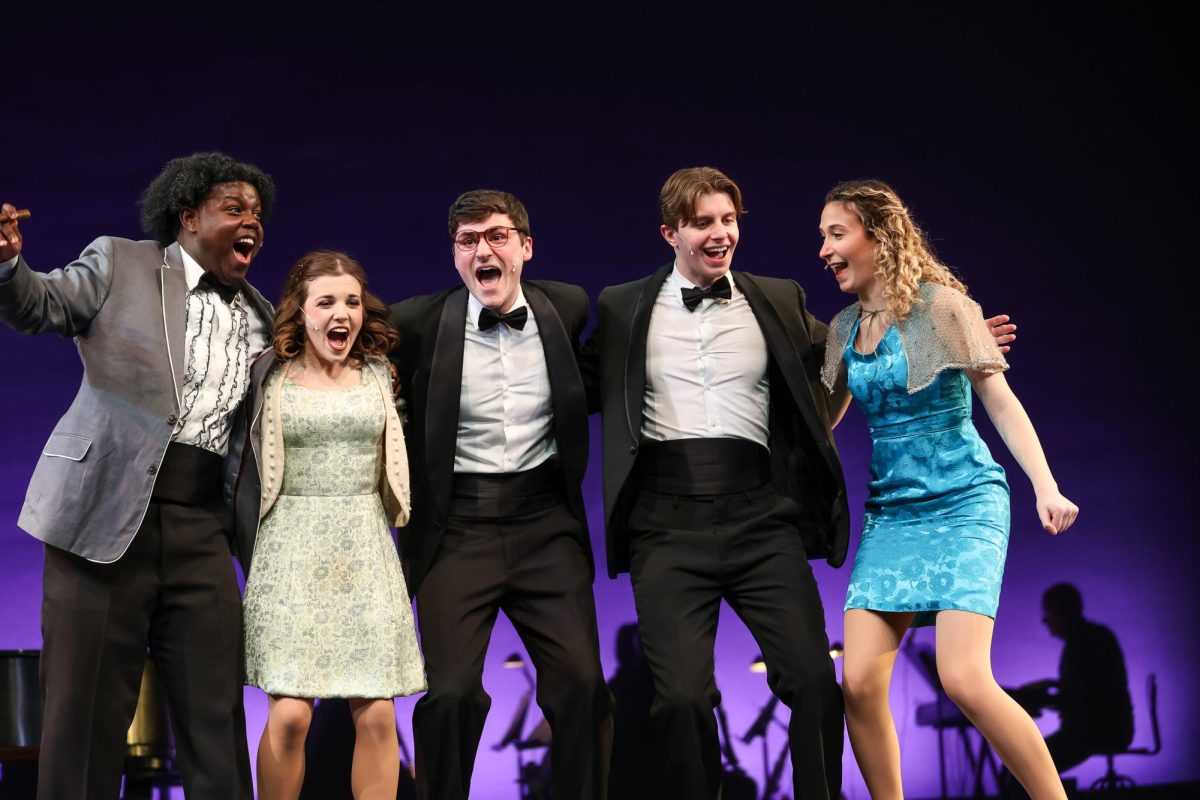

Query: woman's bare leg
842 609 916 800
257 695 315 800
347 697 400 800
935 611 1066 800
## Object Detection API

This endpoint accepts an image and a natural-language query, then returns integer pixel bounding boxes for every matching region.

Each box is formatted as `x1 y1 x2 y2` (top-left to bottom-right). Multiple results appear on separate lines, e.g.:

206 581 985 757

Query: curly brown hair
824 180 967 320
272 251 399 362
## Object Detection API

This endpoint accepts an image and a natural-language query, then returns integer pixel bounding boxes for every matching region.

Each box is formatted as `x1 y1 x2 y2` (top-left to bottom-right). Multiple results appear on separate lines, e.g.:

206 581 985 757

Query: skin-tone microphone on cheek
674 231 695 256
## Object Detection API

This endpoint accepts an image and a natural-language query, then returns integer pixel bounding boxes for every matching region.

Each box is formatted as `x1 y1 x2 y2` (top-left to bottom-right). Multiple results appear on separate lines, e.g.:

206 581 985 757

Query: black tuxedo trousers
627 483 844 800
412 498 611 800
38 498 253 800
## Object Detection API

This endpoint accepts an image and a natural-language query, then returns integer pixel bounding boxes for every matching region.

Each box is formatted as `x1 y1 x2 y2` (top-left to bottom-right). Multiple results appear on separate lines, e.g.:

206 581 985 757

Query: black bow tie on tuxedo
680 275 732 311
198 271 241 304
478 305 529 332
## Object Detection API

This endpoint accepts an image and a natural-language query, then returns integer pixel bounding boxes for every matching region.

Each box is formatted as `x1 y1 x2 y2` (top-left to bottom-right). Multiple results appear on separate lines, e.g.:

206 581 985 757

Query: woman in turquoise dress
818 181 1078 800
237 251 425 800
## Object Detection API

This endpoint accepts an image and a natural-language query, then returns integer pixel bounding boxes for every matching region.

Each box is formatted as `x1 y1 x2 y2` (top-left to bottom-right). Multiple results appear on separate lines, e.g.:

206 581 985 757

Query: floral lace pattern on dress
244 368 426 697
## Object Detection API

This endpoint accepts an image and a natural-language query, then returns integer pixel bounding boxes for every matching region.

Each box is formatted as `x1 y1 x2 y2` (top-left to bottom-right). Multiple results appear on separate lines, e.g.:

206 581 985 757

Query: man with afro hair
0 151 275 800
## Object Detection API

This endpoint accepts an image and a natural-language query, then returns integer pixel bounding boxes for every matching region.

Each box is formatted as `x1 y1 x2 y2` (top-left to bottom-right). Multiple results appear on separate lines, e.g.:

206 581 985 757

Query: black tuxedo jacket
389 280 592 594
586 264 850 578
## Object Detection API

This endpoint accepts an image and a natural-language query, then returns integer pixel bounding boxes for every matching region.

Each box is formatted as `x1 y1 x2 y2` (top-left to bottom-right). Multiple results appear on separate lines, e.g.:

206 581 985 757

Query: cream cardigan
256 358 411 528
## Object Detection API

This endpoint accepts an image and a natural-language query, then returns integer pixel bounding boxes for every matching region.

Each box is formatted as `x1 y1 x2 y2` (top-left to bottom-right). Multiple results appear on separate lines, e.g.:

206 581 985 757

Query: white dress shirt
455 288 557 473
642 265 770 447
173 248 269 456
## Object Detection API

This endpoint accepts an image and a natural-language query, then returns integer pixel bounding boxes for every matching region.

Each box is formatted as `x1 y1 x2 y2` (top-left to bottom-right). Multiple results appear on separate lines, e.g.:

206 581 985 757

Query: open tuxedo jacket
388 280 592 594
587 263 850 578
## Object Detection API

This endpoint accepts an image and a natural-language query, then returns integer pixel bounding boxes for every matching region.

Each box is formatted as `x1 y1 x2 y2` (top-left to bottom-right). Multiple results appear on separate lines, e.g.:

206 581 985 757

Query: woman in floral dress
237 251 425 800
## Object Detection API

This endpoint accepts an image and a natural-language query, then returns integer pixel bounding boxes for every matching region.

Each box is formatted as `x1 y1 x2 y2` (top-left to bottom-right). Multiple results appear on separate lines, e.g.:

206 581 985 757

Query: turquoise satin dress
843 321 1009 626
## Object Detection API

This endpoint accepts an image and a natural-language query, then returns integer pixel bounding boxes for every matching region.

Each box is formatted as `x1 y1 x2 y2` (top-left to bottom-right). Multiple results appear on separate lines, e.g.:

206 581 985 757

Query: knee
939 664 993 712
652 685 715 723
421 679 489 716
268 701 312 750
771 658 837 711
540 666 610 720
353 701 398 744
840 663 888 712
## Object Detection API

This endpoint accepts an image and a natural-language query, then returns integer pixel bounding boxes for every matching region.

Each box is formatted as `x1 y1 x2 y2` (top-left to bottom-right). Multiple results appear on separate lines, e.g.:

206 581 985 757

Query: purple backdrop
3 5 1195 798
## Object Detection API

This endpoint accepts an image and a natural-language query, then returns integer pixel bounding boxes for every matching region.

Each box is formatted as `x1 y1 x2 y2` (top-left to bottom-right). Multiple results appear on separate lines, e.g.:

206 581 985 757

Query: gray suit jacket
0 236 274 563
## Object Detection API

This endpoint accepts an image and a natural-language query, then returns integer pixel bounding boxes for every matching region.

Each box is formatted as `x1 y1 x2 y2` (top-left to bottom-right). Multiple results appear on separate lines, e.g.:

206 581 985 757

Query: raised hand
0 204 30 262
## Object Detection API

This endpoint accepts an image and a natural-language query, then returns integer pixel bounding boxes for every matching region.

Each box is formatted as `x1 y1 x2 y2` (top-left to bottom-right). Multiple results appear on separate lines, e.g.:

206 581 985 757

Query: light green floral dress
243 368 426 698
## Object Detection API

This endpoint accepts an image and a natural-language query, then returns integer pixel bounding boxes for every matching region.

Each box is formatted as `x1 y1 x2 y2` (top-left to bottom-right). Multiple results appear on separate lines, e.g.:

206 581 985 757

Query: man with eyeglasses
389 190 611 799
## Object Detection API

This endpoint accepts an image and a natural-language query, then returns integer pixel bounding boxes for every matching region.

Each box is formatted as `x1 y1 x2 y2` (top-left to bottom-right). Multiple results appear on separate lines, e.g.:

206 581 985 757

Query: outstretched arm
0 206 111 337
969 370 1078 534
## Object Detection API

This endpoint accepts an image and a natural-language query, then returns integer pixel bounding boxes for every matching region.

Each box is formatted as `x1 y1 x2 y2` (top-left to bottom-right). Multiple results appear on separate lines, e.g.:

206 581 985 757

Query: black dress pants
37 499 252 800
412 501 611 800
627 484 843 800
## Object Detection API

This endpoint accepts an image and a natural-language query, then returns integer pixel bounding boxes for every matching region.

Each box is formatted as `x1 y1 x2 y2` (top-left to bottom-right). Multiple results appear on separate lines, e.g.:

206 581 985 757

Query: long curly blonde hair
824 180 967 320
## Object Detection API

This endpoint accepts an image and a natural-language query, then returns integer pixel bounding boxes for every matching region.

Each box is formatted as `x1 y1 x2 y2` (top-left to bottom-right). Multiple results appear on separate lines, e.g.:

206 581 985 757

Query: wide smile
701 245 730 264
828 260 848 278
232 235 258 265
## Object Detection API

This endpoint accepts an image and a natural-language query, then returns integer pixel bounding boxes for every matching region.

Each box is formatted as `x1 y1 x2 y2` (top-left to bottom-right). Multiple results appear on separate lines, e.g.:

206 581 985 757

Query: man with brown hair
586 166 846 799
389 190 611 799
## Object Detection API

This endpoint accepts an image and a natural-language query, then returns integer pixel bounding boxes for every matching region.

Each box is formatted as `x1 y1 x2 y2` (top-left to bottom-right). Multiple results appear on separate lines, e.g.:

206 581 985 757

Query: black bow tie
478 305 528 332
198 271 241 304
680 275 731 311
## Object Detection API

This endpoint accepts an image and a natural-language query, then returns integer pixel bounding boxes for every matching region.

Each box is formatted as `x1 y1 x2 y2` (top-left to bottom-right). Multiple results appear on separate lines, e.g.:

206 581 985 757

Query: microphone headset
673 229 696 256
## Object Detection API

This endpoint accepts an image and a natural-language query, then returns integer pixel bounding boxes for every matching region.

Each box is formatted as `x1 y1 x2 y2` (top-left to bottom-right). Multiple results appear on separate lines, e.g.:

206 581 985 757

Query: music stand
491 653 536 797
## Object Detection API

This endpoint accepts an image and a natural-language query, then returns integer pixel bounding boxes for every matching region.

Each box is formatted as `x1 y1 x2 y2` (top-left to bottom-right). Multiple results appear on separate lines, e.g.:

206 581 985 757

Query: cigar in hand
0 209 32 224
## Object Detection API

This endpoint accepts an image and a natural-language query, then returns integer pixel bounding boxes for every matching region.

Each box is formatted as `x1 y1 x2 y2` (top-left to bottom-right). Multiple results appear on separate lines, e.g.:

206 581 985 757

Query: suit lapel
160 242 188 409
624 264 672 443
525 284 587 487
733 271 829 443
243 283 276 339
425 288 467 516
